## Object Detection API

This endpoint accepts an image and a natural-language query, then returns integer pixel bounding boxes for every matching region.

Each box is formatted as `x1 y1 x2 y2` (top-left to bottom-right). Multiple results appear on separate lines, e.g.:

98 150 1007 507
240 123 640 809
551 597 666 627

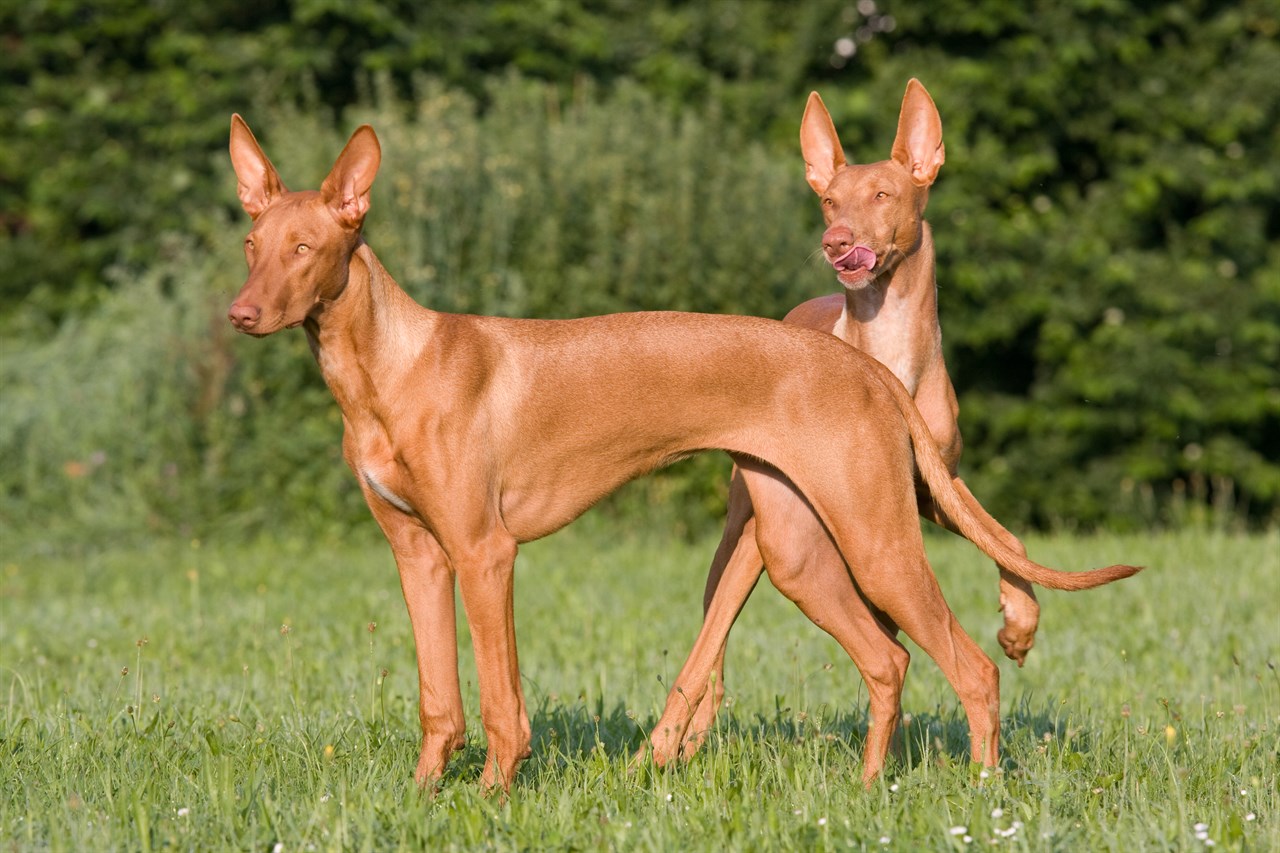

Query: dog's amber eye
296 244 310 254
823 197 834 207
875 191 889 200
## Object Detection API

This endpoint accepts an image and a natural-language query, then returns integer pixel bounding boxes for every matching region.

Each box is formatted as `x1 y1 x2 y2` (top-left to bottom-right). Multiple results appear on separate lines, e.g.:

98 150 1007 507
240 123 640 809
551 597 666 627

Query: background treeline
2 0 1277 544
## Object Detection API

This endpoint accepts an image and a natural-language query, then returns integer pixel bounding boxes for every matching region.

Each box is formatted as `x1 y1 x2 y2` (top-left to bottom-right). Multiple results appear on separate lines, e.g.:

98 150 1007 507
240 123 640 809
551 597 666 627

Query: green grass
2 523 1276 851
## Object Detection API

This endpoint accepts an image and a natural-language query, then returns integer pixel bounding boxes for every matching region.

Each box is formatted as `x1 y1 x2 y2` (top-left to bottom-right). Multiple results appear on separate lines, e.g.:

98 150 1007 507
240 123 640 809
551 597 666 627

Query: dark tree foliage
1 0 1275 538
832 0 1280 527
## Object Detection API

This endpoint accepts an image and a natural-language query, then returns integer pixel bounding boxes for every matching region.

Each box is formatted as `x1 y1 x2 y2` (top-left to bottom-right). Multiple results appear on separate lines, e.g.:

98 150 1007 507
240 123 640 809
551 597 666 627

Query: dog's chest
344 416 418 516
878 347 924 396
835 309 926 396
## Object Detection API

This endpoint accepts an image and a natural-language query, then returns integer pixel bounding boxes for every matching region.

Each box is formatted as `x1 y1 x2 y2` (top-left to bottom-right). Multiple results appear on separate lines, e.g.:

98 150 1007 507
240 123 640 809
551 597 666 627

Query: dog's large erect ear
891 78 945 187
229 114 287 219
320 125 381 231
799 92 846 194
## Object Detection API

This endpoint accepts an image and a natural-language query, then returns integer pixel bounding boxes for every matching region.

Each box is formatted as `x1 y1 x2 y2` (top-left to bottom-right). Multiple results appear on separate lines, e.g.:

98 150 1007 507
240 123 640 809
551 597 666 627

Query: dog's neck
834 223 941 396
304 243 435 417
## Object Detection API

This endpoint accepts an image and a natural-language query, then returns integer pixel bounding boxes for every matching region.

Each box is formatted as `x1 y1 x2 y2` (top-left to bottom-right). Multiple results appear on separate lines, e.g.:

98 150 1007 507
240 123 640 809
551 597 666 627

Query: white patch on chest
880 350 922 396
831 310 850 343
833 306 923 396
362 469 414 514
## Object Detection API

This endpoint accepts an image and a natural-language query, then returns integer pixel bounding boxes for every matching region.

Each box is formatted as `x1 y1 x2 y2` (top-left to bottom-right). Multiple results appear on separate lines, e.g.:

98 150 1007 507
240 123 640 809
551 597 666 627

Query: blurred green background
2 0 1277 545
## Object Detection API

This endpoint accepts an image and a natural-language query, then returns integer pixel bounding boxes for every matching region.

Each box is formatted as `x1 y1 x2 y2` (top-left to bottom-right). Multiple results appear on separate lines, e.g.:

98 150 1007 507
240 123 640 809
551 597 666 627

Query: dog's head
226 116 382 336
801 80 944 290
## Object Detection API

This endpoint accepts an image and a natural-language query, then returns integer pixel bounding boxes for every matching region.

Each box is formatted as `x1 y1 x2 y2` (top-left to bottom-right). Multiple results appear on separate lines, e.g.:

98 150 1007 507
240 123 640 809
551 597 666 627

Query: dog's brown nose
228 303 261 330
822 225 855 260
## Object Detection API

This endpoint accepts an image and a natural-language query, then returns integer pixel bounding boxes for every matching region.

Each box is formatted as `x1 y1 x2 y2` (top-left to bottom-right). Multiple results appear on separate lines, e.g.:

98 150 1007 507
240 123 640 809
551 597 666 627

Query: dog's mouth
831 244 877 285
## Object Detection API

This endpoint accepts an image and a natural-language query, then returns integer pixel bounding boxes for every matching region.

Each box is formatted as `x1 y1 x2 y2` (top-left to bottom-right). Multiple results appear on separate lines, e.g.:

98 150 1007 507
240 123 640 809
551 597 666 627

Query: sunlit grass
2 525 1276 850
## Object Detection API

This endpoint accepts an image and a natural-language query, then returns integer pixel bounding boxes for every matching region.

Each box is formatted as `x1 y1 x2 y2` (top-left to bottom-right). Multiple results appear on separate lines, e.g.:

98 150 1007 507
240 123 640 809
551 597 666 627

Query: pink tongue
832 245 876 272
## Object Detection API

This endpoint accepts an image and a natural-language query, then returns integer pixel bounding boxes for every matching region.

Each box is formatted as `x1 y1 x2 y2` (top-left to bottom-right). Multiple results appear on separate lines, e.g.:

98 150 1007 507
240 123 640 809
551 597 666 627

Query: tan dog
225 114 1139 789
642 80 1074 770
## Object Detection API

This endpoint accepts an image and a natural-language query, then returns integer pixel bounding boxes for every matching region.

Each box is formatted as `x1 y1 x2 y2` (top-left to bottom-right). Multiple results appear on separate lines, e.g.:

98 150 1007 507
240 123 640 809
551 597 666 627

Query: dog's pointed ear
229 114 288 219
891 79 945 187
320 125 381 231
800 92 846 194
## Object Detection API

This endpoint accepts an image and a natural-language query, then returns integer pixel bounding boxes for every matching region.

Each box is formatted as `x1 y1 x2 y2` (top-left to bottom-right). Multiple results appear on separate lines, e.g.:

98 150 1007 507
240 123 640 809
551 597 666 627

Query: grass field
2 522 1276 851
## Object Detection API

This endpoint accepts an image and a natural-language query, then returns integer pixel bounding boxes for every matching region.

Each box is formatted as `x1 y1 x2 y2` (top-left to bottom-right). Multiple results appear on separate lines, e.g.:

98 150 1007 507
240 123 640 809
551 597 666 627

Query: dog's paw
997 624 1036 666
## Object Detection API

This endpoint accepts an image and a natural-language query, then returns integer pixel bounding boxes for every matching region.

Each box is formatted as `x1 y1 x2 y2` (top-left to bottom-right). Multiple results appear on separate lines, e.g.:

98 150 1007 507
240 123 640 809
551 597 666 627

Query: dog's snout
228 302 261 330
822 225 855 259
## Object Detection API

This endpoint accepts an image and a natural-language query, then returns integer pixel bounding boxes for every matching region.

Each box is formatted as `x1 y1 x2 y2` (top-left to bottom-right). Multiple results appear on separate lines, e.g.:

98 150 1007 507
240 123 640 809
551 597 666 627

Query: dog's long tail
874 361 1143 591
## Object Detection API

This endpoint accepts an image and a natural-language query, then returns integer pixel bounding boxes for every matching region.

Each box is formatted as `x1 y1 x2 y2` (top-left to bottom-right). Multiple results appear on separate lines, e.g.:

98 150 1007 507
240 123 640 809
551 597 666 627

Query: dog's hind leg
735 459 912 785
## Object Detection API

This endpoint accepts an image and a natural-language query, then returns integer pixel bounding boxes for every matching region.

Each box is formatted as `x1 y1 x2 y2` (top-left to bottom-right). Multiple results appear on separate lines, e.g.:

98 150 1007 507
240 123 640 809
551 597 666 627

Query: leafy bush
2 2 1276 542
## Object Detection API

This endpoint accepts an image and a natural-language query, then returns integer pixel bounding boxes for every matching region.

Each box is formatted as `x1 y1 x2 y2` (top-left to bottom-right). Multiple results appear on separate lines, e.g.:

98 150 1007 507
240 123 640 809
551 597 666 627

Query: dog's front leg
363 495 467 787
642 512 763 767
642 469 759 765
449 528 530 791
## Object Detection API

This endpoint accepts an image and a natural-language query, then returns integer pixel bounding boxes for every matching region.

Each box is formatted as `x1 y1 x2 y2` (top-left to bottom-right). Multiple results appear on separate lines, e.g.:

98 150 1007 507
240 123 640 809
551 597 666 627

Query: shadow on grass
521 695 876 775
512 693 1079 780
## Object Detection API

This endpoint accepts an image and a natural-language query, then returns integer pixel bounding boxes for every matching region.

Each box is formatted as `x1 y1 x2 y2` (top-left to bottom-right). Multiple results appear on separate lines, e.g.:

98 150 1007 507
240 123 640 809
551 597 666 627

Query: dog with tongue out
785 81 1040 659
648 78 1047 771
807 84 942 298
828 242 878 285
